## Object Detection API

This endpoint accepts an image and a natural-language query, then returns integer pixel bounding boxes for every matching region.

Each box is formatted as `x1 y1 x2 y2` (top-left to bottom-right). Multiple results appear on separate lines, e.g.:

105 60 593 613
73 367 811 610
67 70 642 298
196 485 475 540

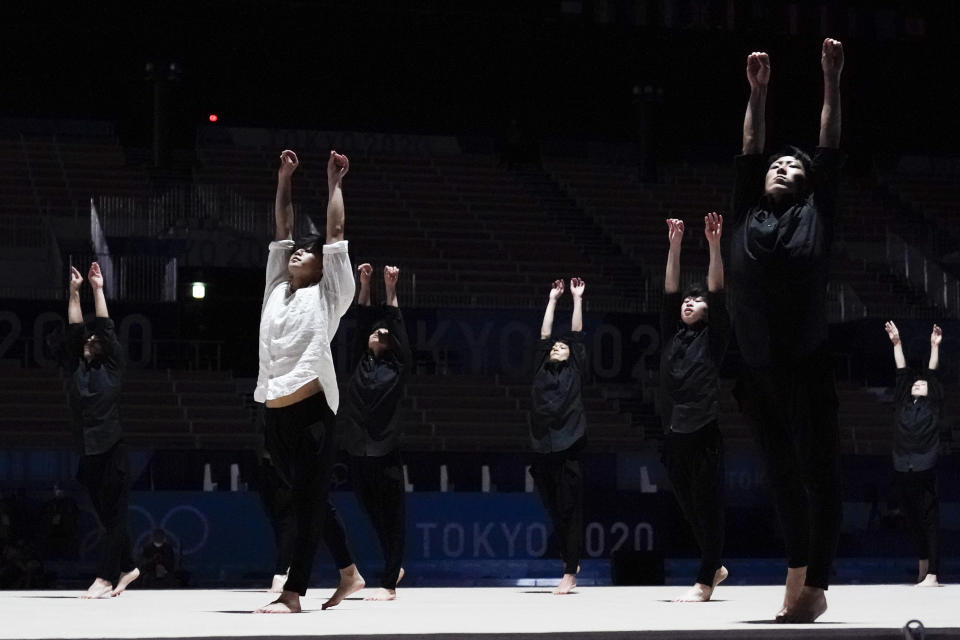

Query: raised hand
278 149 299 179
666 218 685 249
88 262 104 290
327 150 350 186
931 324 942 347
569 277 586 299
746 51 770 89
821 38 844 79
357 263 373 285
884 320 900 345
704 212 723 246
548 279 564 301
69 266 83 293
383 265 400 289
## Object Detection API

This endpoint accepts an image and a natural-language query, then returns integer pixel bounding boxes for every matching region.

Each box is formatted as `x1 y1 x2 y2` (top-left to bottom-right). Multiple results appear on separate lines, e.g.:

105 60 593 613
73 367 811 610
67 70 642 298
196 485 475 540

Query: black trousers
664 422 725 587
734 351 842 591
76 441 135 583
265 393 354 596
259 460 354 576
531 449 583 575
351 450 406 589
896 468 940 576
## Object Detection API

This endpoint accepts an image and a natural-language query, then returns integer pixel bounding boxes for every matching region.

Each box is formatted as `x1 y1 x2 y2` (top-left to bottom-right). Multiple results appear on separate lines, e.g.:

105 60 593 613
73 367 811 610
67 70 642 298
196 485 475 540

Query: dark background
2 0 957 158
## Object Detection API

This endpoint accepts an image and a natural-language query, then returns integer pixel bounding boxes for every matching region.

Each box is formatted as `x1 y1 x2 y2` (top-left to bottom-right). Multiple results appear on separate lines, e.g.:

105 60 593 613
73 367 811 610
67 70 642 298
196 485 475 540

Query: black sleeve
90 318 125 373
893 367 914 403
731 154 767 226
924 367 943 404
64 322 86 367
660 292 681 346
811 147 843 219
381 305 413 370
533 337 552 379
354 304 379 359
707 290 730 364
564 331 587 380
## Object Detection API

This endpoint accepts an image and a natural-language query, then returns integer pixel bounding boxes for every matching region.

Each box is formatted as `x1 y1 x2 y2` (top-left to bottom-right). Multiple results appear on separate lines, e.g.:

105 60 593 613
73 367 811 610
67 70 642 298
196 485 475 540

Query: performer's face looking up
911 379 928 397
368 328 392 358
288 247 324 285
549 341 570 363
83 334 102 362
680 295 708 325
764 155 807 201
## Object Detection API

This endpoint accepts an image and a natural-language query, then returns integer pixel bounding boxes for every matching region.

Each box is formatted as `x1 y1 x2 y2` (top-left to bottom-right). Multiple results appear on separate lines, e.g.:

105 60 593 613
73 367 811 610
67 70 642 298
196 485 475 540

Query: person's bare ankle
322 566 366 610
777 586 827 623
256 589 301 613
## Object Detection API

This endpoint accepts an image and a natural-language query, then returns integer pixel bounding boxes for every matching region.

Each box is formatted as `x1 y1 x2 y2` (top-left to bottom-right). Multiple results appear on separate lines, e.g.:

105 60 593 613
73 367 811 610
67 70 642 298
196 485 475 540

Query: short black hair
767 145 812 176
294 233 323 253
681 284 707 301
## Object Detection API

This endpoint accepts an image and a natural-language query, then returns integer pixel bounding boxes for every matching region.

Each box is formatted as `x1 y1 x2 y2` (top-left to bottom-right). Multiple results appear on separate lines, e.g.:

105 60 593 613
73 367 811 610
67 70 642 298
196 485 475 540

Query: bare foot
81 578 113 599
777 566 807 617
364 587 397 601
713 565 728 587
673 583 713 602
256 590 301 613
776 586 827 623
552 573 576 595
110 567 140 597
322 565 365 610
269 573 287 593
916 574 941 587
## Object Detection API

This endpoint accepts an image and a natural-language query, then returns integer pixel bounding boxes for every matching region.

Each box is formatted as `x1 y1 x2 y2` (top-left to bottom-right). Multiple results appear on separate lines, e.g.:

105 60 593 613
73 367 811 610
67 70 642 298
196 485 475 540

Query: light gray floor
1 584 956 639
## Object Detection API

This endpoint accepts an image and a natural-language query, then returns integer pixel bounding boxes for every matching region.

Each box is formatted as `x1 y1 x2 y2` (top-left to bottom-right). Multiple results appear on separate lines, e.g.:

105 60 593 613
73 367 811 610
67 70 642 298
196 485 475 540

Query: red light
208 114 218 123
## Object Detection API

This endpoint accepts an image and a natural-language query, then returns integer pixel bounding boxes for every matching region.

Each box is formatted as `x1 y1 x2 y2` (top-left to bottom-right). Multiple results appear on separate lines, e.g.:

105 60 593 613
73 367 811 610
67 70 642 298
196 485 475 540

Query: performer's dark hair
681 284 707 301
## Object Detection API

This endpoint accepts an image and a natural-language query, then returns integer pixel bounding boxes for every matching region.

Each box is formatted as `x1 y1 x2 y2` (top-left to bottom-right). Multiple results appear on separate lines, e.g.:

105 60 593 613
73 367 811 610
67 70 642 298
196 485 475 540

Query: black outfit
892 367 944 576
729 147 843 591
264 393 354 596
659 291 729 587
530 332 587 575
340 304 412 590
64 318 136 583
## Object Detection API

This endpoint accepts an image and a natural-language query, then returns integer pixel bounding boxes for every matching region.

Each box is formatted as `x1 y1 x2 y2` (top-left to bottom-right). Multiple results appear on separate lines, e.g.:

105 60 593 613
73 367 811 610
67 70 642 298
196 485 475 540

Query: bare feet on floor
80 578 113 599
111 567 139 597
256 590 301 613
364 587 397 601
553 573 576 595
777 566 807 617
672 566 728 602
322 565 366 610
269 573 287 593
916 573 940 587
776 585 827 623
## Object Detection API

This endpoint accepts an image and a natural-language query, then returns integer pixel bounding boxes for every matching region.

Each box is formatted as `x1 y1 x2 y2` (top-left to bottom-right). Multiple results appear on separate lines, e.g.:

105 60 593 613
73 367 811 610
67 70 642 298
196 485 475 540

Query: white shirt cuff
323 240 349 254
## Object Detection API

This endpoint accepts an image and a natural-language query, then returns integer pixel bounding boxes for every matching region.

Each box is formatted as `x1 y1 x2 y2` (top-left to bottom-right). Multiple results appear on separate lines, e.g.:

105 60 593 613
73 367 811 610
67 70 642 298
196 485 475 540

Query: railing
886 231 960 318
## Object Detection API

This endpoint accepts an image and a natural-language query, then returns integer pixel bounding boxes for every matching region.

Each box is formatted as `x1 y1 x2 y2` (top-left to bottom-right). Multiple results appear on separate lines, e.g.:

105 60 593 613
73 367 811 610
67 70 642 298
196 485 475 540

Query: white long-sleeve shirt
254 239 355 412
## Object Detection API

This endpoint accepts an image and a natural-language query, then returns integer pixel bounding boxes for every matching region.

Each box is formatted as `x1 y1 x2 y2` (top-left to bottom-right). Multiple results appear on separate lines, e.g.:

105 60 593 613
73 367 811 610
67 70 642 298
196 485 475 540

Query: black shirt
530 332 587 454
892 367 944 472
659 290 730 433
64 318 125 456
729 147 842 367
340 304 412 457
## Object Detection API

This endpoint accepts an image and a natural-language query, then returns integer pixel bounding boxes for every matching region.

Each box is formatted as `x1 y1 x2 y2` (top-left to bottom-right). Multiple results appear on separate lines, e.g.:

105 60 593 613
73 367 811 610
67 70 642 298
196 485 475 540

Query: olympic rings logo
80 504 210 560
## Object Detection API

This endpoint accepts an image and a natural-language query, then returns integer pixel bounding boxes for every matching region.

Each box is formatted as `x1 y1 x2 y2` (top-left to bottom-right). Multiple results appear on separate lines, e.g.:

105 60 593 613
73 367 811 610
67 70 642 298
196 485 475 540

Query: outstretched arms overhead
929 324 942 371
357 263 373 306
884 321 907 370
88 262 109 318
541 280 563 339
274 150 298 242
819 38 844 149
384 266 400 308
326 150 349 244
664 219 684 294
704 212 724 293
742 51 769 155
570 277 585 333
68 266 83 324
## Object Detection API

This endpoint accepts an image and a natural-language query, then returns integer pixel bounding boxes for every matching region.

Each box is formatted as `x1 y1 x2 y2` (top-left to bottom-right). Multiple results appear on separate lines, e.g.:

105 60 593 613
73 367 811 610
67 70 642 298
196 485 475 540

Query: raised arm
326 150 349 244
704 212 724 292
664 219 684 294
569 277 585 333
275 150 298 242
88 262 109 318
384 265 400 308
540 280 563 339
68 266 83 324
742 52 770 155
357 263 373 306
885 321 906 369
929 324 941 371
818 38 843 149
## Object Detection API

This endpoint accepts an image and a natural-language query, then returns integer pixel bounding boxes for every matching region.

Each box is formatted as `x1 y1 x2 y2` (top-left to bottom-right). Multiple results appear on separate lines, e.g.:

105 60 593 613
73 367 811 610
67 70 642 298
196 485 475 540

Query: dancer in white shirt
255 149 356 613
